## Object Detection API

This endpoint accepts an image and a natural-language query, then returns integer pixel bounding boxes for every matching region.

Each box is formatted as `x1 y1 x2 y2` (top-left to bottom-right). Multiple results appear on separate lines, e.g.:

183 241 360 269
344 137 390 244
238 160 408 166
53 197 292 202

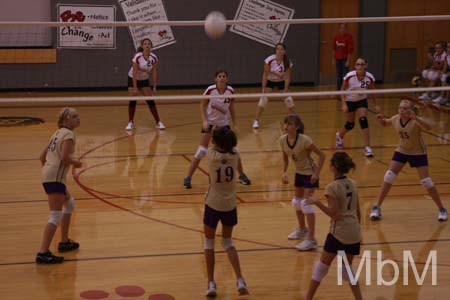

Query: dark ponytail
275 43 291 71
330 152 356 174
212 126 237 154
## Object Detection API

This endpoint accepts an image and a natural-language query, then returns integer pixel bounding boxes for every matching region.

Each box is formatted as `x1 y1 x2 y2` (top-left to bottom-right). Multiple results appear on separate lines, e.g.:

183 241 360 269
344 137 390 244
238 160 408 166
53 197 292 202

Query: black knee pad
146 100 156 108
344 121 355 131
129 101 137 108
359 117 369 129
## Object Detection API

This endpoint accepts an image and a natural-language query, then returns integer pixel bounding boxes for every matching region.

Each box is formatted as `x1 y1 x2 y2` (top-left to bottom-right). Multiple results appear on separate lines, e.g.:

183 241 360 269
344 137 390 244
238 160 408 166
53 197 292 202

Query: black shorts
266 80 285 89
392 151 428 168
324 233 360 255
201 124 230 134
42 182 67 195
346 99 368 112
127 76 150 88
295 173 319 189
203 205 238 228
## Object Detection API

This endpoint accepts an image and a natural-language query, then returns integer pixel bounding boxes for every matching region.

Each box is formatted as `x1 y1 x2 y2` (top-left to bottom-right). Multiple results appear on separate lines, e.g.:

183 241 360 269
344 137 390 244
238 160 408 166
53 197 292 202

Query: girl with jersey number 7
370 100 448 222
183 70 251 189
304 152 363 300
202 127 249 297
335 58 380 157
36 108 82 264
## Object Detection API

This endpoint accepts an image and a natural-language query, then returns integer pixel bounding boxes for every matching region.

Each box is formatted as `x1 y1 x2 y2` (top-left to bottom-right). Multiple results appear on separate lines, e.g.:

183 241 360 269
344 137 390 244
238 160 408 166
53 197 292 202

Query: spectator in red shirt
333 23 354 90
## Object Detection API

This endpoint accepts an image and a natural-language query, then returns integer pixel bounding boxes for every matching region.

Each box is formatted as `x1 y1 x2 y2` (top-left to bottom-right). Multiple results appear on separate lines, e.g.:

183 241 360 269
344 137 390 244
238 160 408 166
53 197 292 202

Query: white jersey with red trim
204 84 234 127
265 54 293 82
343 70 375 102
128 52 158 80
431 51 447 70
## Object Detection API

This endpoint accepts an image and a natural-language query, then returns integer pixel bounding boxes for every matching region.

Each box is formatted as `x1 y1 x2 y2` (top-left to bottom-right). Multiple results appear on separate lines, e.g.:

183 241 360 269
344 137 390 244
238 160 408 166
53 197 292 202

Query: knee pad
300 198 315 214
194 145 208 159
383 170 397 184
291 196 302 211
204 238 215 250
421 69 428 79
221 238 234 251
146 100 156 108
129 101 137 108
258 96 269 108
344 121 355 131
48 210 63 226
359 117 369 129
312 261 330 282
284 96 295 108
62 197 75 214
420 177 434 189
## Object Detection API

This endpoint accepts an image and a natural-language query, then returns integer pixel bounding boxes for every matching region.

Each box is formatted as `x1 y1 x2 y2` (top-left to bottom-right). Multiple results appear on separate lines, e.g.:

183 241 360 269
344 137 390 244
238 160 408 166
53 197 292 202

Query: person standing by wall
333 23 354 90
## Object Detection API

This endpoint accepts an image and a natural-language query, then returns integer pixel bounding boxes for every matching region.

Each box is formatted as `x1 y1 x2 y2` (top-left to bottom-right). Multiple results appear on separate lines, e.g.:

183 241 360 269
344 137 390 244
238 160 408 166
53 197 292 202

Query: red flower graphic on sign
60 10 86 22
158 30 167 38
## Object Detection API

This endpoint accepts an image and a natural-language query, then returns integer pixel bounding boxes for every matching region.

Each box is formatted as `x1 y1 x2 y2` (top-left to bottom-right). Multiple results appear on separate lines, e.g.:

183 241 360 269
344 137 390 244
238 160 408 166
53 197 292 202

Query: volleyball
204 11 226 39
411 75 421 87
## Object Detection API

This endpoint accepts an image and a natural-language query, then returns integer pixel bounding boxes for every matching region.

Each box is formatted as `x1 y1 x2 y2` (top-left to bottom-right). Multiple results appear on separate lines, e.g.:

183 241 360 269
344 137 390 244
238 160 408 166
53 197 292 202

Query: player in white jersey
305 152 362 300
184 70 251 189
419 42 448 102
280 114 325 251
430 41 450 105
370 100 448 221
253 43 295 129
36 108 82 264
203 127 249 297
335 57 380 157
126 38 165 131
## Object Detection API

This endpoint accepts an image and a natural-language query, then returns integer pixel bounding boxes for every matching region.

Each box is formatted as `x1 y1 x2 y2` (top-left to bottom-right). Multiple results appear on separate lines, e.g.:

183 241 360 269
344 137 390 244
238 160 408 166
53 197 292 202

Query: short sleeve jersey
128 52 158 80
325 177 361 244
390 114 426 155
279 133 316 175
343 70 375 102
204 148 240 212
265 54 293 82
41 127 76 184
204 84 234 127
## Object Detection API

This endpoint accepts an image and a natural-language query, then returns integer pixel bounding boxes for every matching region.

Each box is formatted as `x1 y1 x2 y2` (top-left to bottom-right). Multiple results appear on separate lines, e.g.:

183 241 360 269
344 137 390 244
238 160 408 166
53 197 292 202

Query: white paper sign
57 4 116 49
119 0 176 50
230 0 294 47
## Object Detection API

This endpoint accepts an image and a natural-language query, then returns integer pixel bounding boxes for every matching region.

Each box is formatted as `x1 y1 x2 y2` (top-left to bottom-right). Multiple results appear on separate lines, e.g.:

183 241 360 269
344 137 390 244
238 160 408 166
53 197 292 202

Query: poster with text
230 0 294 47
119 0 175 50
57 4 115 49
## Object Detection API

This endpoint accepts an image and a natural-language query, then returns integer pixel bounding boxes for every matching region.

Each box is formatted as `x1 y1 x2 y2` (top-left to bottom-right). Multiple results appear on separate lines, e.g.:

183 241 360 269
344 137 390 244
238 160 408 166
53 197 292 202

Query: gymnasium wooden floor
0 88 449 300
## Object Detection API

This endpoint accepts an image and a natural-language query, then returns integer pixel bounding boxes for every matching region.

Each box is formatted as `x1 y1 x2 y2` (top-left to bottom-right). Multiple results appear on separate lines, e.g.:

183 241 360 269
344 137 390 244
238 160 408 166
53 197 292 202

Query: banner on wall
230 0 294 47
118 0 176 50
57 4 116 49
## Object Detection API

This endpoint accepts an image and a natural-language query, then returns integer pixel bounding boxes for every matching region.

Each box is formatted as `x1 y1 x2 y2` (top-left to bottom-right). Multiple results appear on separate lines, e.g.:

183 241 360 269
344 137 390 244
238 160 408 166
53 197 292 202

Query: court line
2 238 450 267
2 181 450 205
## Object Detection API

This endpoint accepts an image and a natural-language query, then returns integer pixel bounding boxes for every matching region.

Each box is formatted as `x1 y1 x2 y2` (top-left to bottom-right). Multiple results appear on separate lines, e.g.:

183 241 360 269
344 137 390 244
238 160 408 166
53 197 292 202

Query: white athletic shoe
432 96 443 104
438 208 448 222
252 119 259 129
237 278 249 295
336 132 344 148
157 121 166 130
287 227 308 240
370 205 381 220
419 93 431 101
365 146 374 157
295 239 317 251
206 281 217 297
125 121 134 131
